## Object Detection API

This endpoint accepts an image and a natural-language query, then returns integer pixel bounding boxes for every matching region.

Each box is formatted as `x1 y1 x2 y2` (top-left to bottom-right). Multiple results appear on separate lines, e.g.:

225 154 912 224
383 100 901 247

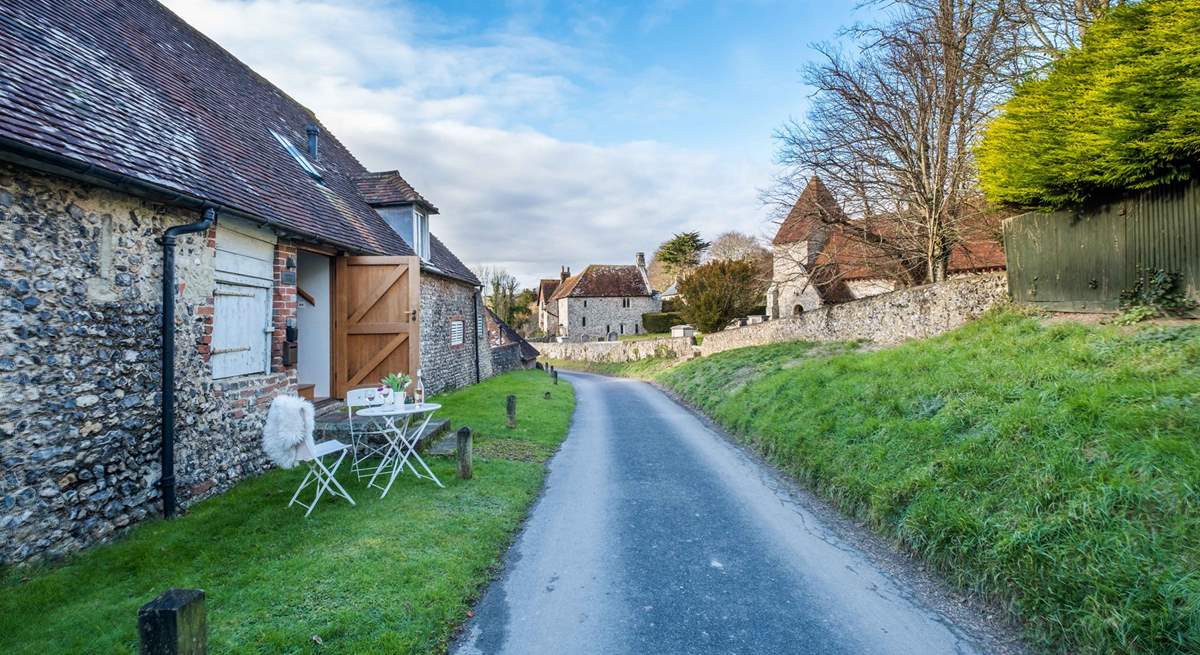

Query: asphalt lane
453 372 1001 655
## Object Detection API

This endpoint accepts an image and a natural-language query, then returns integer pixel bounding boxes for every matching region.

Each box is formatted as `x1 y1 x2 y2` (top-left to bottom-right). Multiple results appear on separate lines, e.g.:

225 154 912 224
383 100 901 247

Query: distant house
768 177 1006 318
485 307 540 372
547 253 661 342
535 269 568 336
0 0 491 564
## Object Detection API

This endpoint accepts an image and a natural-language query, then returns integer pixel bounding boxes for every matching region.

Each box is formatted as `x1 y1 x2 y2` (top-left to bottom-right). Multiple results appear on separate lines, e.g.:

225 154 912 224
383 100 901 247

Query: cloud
164 0 772 286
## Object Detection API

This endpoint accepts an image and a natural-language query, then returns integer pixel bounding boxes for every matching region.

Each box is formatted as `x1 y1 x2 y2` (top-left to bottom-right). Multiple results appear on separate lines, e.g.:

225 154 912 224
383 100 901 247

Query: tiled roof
354 171 438 213
948 240 1006 273
537 279 560 305
772 177 846 246
427 234 480 286
550 265 652 300
0 0 480 287
484 307 539 361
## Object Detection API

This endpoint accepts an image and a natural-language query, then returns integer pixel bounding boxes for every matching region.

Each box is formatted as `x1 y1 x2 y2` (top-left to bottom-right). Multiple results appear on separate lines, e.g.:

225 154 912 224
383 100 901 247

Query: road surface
453 372 1021 655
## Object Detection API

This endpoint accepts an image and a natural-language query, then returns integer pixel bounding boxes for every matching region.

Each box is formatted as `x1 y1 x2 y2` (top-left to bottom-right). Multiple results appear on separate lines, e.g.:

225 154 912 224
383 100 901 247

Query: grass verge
0 369 574 654
561 311 1200 654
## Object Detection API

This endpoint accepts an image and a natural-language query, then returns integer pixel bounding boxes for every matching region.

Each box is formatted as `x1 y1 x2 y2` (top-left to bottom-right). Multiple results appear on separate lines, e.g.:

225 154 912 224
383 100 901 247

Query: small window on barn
212 222 275 379
270 129 323 182
450 319 465 346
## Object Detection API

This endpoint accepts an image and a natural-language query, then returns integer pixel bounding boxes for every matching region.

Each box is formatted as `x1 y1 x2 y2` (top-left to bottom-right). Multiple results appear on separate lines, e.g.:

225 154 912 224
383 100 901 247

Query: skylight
270 129 323 181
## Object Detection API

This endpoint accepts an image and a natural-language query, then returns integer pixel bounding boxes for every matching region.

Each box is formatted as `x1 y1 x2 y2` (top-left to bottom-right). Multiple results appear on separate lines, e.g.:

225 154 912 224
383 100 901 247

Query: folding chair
346 387 389 479
288 426 356 517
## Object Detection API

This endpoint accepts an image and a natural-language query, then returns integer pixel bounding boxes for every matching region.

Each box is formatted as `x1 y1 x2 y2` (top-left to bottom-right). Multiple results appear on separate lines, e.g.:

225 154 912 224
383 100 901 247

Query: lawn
617 331 669 342
0 369 574 654
541 355 684 381
566 311 1200 654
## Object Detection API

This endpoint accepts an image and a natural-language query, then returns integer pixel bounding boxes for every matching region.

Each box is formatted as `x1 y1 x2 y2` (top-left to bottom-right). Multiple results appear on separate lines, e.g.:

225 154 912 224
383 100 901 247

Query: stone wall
702 273 1008 355
538 336 695 363
490 342 527 374
558 295 661 342
420 274 493 394
0 162 293 564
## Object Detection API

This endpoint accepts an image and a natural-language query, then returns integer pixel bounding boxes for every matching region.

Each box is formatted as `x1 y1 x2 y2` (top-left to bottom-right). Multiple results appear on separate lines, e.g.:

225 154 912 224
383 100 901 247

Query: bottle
414 368 426 405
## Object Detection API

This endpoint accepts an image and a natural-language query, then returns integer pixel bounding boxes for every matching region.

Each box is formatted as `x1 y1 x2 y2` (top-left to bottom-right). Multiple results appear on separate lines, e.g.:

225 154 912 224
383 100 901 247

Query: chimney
305 123 320 161
635 252 646 269
560 266 570 282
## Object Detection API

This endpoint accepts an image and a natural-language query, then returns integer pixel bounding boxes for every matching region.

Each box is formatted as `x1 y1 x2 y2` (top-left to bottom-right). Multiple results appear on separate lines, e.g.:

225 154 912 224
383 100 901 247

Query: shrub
1118 266 1198 322
677 260 767 333
978 0 1200 210
641 311 683 333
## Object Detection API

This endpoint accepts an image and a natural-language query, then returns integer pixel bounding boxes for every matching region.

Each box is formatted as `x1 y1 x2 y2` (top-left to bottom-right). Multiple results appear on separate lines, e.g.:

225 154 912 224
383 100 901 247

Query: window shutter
212 221 275 379
450 320 465 346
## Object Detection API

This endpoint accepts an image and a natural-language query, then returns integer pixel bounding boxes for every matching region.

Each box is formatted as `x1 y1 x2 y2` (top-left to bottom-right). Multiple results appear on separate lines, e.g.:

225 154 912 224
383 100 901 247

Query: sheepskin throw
262 395 315 469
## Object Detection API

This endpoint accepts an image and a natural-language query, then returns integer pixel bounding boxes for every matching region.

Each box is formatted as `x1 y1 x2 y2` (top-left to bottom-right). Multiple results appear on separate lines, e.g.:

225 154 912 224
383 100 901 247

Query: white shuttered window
212 221 275 379
450 319 465 346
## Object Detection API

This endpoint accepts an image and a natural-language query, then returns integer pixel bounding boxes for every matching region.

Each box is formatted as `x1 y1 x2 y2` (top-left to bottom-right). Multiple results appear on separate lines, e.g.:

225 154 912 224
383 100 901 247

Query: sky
163 0 866 287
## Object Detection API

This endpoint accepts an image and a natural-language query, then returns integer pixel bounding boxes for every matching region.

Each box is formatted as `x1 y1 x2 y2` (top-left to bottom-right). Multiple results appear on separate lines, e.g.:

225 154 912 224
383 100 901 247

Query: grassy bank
562 312 1200 654
0 370 574 654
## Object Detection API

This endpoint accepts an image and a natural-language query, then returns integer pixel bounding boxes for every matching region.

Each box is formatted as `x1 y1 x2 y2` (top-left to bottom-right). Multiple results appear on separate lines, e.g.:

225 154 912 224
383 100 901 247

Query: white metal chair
288 426 356 517
346 387 390 478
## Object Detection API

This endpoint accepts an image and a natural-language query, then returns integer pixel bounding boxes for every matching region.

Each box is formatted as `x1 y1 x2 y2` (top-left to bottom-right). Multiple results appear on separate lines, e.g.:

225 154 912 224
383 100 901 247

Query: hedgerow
978 0 1200 210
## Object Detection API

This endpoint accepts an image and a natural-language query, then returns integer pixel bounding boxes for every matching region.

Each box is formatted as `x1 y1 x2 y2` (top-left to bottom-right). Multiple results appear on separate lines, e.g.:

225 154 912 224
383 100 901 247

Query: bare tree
706 231 772 279
1010 0 1125 63
474 266 521 324
771 0 1018 284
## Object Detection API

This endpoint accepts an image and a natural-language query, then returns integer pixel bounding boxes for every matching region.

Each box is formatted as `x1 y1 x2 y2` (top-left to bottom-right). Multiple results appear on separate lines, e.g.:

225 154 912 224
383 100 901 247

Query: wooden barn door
333 256 421 398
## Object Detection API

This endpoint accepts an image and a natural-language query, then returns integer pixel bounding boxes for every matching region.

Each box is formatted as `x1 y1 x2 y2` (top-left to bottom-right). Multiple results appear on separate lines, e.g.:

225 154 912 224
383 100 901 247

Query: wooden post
506 394 517 429
552 369 558 385
456 427 473 480
138 589 206 655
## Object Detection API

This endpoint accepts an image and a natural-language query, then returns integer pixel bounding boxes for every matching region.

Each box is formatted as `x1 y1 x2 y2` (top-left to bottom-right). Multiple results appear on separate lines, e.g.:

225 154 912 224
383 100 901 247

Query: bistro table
356 402 444 497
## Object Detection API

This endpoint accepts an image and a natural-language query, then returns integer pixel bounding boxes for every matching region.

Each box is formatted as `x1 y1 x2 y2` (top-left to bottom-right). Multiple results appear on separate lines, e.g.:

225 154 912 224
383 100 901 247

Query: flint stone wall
0 163 289 565
538 337 695 363
420 275 493 394
702 273 1008 355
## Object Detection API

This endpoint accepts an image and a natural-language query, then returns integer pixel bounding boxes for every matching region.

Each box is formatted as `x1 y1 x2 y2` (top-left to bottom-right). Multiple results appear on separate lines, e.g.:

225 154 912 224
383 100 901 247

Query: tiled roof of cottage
550 265 652 300
537 279 561 304
0 0 479 285
772 176 846 246
484 307 539 361
354 171 438 213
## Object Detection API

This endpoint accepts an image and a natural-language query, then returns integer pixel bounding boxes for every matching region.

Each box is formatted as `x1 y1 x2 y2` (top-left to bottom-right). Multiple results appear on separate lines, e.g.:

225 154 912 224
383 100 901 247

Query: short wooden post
506 394 517 429
456 427 473 480
552 370 558 385
138 589 206 655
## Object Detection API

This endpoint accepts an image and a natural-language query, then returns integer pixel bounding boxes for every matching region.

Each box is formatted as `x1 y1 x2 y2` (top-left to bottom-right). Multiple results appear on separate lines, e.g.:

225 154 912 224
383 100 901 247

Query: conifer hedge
978 0 1200 210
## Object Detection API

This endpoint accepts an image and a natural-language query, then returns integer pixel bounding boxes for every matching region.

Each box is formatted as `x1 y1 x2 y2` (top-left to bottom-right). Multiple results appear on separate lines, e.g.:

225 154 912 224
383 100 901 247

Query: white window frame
450 319 465 346
413 208 430 260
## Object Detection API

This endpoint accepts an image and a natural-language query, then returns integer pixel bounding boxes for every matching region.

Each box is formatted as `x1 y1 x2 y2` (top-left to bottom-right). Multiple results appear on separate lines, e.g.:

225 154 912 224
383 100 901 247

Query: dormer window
270 129 323 182
413 208 430 260
376 205 431 261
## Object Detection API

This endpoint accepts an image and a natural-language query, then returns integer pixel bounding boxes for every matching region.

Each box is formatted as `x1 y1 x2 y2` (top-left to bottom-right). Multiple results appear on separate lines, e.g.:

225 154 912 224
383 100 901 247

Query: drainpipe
160 207 217 519
473 288 482 383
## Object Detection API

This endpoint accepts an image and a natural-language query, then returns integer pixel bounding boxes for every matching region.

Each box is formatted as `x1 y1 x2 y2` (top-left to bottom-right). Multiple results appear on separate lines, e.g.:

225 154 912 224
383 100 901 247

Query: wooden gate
333 256 421 398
